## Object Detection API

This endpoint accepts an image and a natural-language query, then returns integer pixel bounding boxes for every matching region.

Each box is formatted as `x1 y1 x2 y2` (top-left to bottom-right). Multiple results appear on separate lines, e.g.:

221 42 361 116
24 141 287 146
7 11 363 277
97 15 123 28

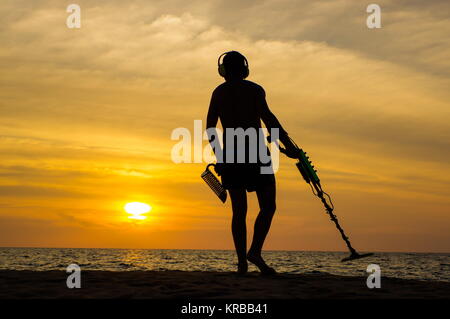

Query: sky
0 0 449 252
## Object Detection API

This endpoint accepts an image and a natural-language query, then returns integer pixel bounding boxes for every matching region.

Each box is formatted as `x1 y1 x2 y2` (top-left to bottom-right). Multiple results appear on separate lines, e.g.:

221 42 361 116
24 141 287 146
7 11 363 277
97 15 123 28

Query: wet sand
0 270 448 299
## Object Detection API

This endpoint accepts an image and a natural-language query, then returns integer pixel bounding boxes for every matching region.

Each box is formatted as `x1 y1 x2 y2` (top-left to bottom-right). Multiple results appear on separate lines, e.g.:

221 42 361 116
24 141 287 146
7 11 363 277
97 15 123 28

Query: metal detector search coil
201 164 227 203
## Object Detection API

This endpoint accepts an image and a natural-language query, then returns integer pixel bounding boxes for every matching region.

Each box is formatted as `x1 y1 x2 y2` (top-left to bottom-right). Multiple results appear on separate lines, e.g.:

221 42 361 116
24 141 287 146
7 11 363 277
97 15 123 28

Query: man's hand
279 138 300 159
267 133 300 159
280 145 300 159
214 163 225 176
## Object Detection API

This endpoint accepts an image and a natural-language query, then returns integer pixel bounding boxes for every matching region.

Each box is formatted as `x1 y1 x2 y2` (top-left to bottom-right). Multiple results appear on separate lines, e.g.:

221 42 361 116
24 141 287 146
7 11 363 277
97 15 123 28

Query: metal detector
277 136 373 262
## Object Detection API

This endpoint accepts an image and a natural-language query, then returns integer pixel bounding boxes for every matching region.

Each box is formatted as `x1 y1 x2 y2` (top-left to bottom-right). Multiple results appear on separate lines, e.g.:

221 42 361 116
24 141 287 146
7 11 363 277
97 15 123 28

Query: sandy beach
0 270 448 299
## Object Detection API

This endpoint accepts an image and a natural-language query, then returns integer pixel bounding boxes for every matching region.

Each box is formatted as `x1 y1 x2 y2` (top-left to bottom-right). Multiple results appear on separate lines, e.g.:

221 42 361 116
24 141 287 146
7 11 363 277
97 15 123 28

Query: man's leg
228 188 248 271
248 182 276 274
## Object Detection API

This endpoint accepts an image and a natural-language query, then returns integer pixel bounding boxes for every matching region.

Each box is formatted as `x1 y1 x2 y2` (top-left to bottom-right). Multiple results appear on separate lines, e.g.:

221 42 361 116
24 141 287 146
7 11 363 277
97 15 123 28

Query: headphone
218 51 249 79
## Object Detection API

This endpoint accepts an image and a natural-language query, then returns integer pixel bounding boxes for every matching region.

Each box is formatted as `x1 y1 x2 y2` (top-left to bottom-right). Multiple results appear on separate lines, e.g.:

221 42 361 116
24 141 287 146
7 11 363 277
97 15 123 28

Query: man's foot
247 253 276 275
237 261 248 275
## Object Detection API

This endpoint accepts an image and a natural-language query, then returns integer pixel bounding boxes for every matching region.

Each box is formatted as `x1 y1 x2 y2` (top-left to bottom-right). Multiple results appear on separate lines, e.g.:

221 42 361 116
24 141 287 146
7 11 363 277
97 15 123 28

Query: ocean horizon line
1 246 449 254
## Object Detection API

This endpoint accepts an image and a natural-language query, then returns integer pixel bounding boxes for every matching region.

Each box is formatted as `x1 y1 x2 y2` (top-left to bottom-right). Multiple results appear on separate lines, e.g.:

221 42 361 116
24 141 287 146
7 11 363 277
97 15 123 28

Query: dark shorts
220 163 275 192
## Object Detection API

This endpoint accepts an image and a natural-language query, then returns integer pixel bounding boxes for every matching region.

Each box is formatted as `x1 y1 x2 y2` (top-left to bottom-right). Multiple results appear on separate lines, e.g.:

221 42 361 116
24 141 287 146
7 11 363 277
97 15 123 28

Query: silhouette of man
207 51 297 275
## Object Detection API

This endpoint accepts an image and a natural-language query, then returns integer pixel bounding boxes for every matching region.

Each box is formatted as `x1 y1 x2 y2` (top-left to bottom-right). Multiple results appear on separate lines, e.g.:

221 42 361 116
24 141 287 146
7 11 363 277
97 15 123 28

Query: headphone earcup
218 64 226 77
218 57 248 78
243 66 249 79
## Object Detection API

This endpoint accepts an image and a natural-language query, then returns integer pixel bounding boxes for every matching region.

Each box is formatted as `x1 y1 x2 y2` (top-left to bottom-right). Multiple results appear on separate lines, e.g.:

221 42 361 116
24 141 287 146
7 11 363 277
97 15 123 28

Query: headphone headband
218 51 249 78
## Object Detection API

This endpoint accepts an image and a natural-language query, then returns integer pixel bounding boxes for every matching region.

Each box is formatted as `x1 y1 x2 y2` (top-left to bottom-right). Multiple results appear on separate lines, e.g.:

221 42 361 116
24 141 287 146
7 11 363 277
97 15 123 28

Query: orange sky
0 0 449 252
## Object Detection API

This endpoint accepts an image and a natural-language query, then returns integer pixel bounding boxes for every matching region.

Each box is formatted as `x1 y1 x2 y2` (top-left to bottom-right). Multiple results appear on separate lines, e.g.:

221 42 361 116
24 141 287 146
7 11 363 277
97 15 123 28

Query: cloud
0 0 449 250
204 0 450 77
0 185 96 198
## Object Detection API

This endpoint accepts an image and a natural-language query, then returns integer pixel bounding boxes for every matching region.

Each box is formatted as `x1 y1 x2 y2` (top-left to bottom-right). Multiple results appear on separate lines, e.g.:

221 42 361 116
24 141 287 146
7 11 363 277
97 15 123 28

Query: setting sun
125 202 151 220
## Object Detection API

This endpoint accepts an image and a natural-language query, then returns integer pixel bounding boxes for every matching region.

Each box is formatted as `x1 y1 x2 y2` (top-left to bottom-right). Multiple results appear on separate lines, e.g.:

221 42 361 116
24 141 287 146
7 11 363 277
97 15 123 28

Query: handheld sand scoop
277 137 373 262
201 164 227 203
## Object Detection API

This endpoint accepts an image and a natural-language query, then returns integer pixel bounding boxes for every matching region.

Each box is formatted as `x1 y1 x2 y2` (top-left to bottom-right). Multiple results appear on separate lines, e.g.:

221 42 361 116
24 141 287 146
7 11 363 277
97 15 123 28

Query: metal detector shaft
313 182 373 262
311 183 357 255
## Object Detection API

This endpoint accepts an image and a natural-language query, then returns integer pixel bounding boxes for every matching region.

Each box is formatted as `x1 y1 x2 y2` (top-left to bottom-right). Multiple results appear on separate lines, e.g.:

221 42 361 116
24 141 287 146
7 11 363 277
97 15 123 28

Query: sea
0 248 449 282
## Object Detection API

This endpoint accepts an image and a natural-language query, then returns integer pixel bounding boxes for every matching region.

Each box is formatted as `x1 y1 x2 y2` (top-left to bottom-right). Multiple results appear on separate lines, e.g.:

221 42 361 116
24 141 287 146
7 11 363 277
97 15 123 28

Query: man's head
218 51 249 80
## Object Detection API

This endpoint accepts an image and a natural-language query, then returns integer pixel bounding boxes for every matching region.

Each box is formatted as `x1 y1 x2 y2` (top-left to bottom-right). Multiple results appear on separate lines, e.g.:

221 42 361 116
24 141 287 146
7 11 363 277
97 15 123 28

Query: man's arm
259 87 298 152
206 89 223 158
